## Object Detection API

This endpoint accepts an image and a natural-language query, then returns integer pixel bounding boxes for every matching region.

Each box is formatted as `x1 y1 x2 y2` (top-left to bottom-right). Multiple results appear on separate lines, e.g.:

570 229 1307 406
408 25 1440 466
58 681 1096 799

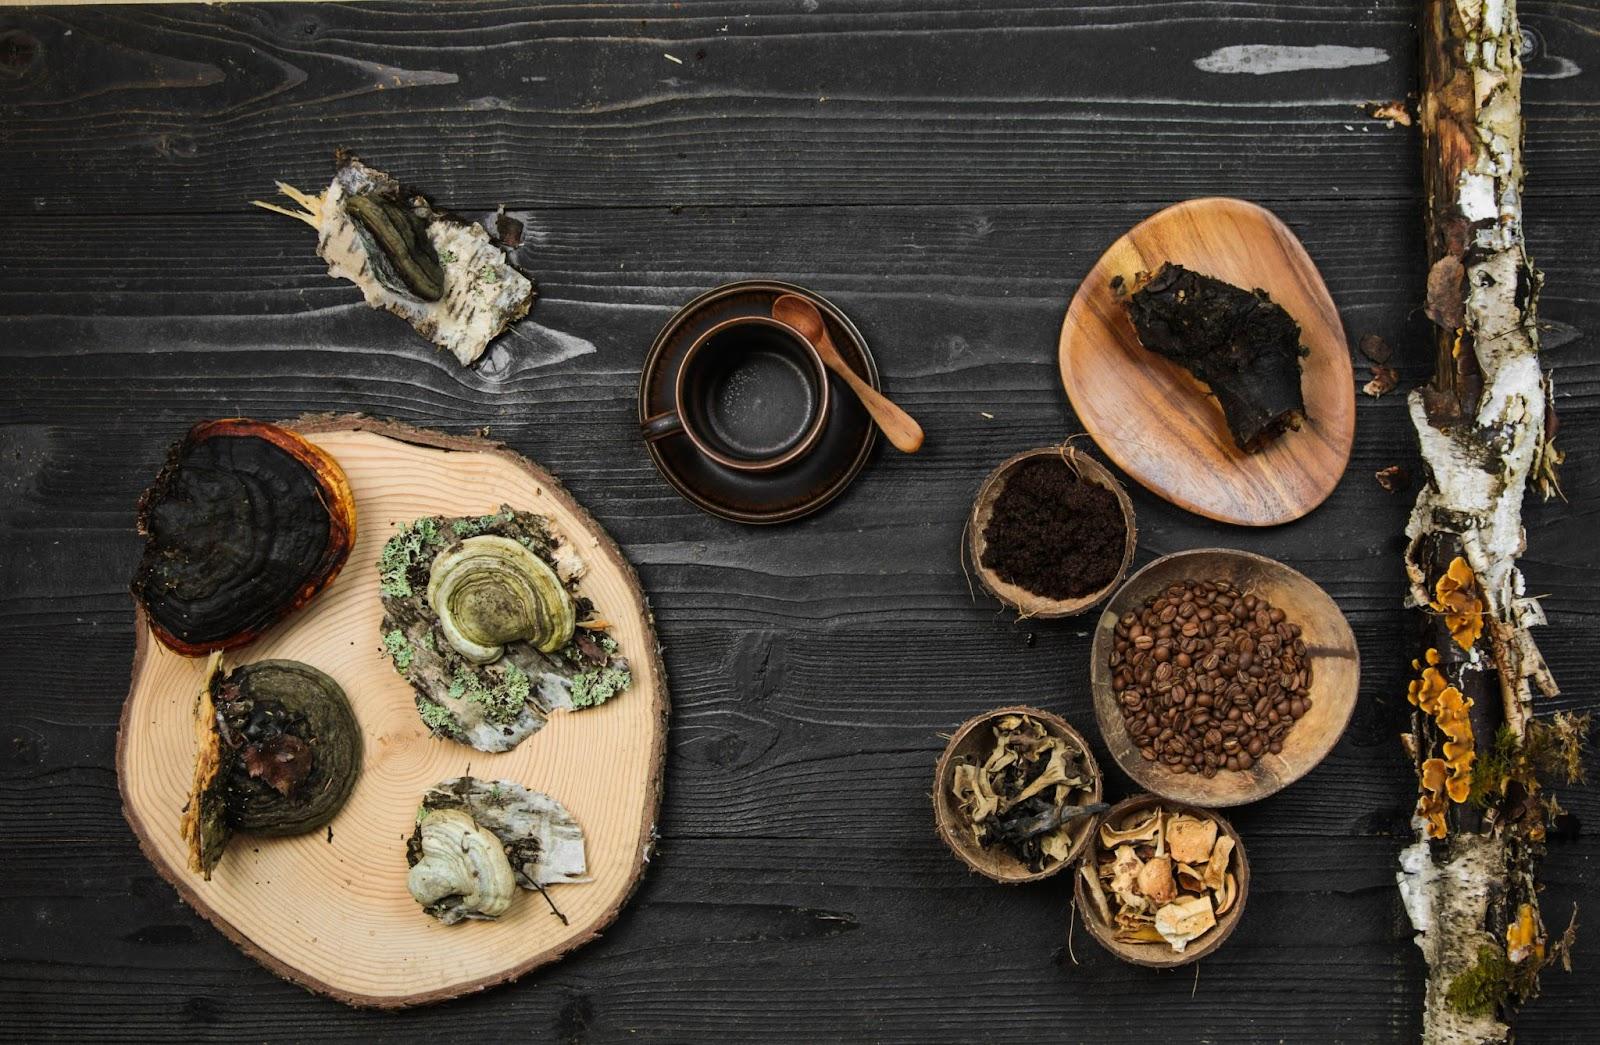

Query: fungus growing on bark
1431 556 1485 652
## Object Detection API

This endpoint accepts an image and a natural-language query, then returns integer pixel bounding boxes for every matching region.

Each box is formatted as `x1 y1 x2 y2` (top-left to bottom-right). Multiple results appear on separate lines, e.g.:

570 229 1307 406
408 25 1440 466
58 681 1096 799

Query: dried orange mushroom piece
1154 895 1217 952
1431 556 1484 651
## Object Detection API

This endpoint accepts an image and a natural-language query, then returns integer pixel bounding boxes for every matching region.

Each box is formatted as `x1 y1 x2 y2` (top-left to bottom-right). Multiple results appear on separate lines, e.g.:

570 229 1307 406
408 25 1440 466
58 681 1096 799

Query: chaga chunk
1121 263 1308 452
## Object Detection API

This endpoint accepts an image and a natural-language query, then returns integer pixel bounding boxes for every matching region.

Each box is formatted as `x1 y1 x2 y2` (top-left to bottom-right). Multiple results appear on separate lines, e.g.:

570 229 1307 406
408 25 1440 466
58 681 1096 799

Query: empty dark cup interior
682 323 822 465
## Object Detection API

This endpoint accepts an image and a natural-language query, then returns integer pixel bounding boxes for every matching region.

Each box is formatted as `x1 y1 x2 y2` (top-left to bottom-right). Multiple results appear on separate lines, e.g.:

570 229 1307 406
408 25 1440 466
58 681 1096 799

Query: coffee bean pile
1110 578 1311 776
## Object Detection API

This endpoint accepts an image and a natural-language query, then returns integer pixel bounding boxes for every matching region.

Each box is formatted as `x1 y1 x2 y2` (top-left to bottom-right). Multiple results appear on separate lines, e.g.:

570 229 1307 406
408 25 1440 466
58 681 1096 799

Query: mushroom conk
254 153 535 366
378 507 634 753
132 419 356 656
406 776 588 924
179 653 362 879
407 810 517 924
428 535 576 663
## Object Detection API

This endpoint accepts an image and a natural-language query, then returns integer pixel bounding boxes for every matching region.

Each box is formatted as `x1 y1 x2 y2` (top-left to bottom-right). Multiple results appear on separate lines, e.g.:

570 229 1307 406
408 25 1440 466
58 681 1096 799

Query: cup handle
640 410 685 443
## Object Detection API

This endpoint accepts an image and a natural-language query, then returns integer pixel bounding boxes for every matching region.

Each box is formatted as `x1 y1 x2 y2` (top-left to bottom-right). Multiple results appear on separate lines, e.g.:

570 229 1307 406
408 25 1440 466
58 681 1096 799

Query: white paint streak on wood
1193 44 1389 75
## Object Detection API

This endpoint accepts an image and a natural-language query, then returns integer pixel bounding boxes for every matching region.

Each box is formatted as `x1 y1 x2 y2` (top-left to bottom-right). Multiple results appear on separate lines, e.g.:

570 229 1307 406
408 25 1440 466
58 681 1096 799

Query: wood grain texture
1 1 1598 1041
1089 548 1360 808
119 417 669 1007
1060 198 1356 525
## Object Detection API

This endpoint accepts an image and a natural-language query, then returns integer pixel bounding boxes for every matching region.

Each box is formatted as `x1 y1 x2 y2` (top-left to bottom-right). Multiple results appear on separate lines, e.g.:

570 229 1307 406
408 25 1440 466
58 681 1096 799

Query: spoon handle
823 338 924 453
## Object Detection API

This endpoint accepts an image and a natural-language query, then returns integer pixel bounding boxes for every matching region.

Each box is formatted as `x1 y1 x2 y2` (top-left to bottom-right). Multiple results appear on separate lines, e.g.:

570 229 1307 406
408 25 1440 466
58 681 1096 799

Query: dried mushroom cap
378 508 632 753
132 419 355 656
428 535 576 663
406 809 517 924
179 654 362 880
1155 895 1217 952
1137 856 1179 905
1166 814 1218 864
1215 872 1240 916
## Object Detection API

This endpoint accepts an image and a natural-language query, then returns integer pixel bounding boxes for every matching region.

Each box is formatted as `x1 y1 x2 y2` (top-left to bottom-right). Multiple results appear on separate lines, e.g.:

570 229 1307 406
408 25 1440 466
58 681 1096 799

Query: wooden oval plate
1059 198 1355 526
118 416 668 1008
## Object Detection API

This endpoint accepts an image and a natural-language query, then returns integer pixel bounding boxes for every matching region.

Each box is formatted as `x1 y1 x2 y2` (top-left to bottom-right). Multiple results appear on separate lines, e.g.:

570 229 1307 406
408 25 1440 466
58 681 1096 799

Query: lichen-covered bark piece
253 153 534 366
378 506 632 753
413 776 588 891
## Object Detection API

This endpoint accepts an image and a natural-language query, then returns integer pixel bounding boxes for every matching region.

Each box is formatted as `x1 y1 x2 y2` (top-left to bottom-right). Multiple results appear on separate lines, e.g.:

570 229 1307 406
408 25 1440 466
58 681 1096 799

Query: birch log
1397 2 1583 1042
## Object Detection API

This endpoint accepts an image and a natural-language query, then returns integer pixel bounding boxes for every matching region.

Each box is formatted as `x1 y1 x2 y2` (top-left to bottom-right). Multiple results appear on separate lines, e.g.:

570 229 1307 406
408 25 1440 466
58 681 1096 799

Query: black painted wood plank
0 0 1593 213
2 2 1598 1043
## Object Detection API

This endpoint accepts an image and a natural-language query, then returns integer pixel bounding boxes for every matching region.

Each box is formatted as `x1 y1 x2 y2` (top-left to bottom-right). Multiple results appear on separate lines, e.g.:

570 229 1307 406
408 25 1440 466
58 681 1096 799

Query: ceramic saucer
639 280 880 524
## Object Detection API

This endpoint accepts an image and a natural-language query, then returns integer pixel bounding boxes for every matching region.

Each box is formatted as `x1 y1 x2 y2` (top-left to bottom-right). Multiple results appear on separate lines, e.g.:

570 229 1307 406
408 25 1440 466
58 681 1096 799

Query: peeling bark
1398 2 1576 1041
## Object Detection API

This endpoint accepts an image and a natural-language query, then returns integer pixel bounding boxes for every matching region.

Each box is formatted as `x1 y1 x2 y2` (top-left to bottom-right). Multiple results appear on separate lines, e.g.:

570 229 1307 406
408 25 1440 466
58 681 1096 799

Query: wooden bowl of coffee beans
1089 548 1358 807
967 446 1137 618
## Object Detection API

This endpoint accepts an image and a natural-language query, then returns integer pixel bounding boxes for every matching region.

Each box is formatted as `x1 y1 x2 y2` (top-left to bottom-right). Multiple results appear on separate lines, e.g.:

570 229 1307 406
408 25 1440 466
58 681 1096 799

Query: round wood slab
117 416 668 1008
1059 197 1355 526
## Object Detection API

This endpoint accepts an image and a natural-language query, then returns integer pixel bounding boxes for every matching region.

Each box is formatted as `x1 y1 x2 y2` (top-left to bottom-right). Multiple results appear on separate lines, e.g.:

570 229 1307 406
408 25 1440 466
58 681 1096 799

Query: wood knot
0 30 40 77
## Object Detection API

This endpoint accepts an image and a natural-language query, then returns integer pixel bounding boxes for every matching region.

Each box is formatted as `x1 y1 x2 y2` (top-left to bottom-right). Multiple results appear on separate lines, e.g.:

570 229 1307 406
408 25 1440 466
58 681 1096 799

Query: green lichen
570 665 631 709
378 517 441 598
382 629 414 673
450 663 531 726
1446 945 1511 1018
417 697 457 735
438 249 457 264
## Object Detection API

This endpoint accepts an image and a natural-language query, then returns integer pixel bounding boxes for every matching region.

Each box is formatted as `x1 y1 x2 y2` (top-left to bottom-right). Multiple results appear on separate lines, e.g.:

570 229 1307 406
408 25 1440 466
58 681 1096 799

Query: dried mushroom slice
132 419 355 656
1087 804 1240 956
378 507 632 753
406 777 587 925
180 654 362 879
255 153 535 366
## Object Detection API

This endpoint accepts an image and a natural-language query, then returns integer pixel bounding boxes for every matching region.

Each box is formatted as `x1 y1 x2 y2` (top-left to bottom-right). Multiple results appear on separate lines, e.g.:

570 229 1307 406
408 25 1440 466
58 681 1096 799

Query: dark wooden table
3 2 1596 1041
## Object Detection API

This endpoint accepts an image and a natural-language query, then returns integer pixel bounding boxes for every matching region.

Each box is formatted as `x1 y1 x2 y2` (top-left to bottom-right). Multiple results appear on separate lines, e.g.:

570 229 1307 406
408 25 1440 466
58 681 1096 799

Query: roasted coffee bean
1110 577 1312 775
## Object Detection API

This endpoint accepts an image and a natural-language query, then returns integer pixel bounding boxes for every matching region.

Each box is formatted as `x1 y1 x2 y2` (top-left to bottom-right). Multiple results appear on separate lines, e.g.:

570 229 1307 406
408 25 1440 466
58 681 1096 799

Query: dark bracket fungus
181 655 363 879
1120 263 1309 453
378 506 633 752
132 419 356 656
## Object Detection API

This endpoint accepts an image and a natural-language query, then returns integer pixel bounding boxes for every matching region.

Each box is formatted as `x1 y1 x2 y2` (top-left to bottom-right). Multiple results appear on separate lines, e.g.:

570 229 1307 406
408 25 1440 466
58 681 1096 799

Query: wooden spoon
773 294 924 453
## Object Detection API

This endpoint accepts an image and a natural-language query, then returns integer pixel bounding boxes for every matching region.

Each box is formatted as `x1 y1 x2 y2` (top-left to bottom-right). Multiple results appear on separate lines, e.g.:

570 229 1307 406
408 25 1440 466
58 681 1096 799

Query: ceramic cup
641 315 831 472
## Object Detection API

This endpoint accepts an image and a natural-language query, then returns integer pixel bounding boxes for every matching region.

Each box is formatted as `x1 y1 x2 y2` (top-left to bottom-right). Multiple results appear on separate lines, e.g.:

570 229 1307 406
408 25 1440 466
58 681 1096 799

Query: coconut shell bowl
1090 548 1359 808
1074 793 1250 968
933 705 1103 884
967 446 1137 618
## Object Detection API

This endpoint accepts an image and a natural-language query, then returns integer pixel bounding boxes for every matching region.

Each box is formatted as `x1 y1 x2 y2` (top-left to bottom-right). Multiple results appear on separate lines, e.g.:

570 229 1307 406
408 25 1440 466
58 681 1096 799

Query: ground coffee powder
980 457 1127 599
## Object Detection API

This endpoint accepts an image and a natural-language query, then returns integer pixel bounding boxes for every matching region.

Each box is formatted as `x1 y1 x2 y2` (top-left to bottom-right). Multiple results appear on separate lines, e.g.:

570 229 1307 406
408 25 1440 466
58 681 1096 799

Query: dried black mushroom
406 776 587 925
181 654 362 879
377 507 632 753
1119 262 1309 453
132 419 356 656
253 152 535 366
